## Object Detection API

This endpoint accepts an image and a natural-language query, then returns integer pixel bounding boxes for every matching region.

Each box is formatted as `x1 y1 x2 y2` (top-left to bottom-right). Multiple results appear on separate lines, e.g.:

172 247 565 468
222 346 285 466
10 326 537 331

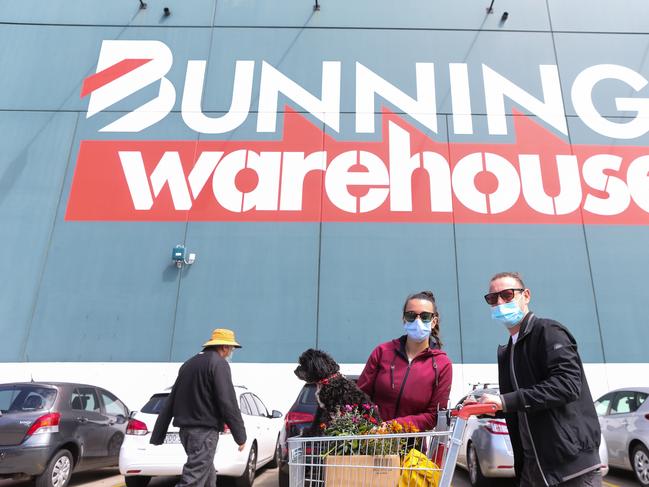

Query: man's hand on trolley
461 393 502 416
238 442 246 452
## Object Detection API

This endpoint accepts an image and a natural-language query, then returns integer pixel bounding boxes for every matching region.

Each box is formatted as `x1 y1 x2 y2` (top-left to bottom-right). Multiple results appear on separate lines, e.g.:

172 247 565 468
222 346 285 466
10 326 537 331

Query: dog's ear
298 348 317 365
311 350 340 378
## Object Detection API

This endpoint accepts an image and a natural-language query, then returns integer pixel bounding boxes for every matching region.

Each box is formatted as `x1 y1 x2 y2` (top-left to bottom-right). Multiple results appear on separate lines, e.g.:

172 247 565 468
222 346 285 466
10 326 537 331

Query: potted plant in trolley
319 403 426 487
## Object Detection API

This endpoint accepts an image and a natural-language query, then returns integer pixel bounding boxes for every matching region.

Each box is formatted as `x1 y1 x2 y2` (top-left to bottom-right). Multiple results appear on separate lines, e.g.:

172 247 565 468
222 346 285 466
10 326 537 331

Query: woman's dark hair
402 290 443 348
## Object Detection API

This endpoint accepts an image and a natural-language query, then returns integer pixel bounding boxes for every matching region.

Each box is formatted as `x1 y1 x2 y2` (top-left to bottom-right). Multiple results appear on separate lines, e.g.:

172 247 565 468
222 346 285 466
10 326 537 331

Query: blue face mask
403 319 432 342
491 301 525 329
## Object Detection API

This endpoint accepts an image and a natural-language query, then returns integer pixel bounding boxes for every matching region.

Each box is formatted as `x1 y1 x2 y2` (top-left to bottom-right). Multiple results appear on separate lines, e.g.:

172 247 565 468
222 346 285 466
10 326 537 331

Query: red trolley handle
451 403 498 420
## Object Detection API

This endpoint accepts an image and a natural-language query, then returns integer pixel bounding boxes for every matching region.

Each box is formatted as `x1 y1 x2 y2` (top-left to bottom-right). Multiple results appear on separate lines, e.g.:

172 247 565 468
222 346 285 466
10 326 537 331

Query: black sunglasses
403 311 437 323
484 288 524 306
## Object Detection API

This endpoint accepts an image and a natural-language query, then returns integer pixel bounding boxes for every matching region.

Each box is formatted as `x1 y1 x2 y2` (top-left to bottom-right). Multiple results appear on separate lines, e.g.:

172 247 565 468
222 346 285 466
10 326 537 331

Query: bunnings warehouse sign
66 40 649 223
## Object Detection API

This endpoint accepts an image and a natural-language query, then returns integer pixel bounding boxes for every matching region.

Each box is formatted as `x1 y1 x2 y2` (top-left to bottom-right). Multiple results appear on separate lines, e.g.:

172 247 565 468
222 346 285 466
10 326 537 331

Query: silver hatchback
456 384 609 486
595 387 649 486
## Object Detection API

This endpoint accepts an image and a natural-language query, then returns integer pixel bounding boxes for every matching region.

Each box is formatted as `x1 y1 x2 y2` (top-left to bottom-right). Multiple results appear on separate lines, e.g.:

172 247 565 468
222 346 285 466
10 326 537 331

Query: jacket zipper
394 361 411 417
510 330 549 487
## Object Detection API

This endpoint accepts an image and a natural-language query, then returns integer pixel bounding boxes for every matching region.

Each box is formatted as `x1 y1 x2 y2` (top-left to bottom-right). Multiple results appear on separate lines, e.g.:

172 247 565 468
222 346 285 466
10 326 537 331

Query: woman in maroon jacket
357 291 453 431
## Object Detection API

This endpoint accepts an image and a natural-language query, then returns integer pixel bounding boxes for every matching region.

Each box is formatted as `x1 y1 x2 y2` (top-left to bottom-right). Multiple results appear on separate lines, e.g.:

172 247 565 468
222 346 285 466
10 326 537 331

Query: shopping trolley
287 403 498 487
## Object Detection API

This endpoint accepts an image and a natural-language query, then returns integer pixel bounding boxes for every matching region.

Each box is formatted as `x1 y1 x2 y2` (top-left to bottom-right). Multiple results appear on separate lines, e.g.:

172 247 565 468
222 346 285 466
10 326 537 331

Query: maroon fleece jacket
357 336 452 431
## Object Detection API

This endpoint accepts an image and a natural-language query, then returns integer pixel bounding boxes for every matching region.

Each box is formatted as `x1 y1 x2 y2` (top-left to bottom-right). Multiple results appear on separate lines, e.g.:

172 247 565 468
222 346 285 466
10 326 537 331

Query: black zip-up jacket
150 350 246 446
498 313 600 486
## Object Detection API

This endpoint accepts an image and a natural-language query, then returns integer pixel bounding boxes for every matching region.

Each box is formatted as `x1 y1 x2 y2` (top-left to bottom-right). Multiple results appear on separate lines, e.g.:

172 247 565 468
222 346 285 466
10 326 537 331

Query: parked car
455 384 516 486
0 382 129 487
277 375 359 487
456 384 609 486
119 385 283 487
595 387 649 486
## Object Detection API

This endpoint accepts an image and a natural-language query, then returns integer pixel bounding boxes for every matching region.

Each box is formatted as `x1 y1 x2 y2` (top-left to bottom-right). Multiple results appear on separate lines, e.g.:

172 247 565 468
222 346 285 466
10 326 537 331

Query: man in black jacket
150 328 247 487
477 272 601 487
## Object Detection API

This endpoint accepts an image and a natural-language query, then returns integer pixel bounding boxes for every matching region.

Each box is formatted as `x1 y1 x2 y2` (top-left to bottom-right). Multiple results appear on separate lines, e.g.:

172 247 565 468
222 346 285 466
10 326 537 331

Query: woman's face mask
403 318 432 342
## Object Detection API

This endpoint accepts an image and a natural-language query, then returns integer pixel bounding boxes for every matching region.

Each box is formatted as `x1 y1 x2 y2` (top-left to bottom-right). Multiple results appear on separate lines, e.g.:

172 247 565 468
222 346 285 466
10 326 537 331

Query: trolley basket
287 403 497 487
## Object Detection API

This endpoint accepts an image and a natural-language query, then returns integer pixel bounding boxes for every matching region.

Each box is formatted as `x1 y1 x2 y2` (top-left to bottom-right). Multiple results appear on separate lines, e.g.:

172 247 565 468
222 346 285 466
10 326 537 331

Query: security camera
172 245 186 268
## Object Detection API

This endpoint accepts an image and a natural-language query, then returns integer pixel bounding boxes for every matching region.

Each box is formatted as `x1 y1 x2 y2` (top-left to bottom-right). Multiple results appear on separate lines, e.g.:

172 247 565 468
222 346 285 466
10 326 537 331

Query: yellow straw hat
203 328 242 348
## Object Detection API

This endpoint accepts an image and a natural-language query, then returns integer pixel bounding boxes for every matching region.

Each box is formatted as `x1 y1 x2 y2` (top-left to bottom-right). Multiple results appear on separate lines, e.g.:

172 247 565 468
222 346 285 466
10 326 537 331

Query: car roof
603 387 649 395
0 382 97 389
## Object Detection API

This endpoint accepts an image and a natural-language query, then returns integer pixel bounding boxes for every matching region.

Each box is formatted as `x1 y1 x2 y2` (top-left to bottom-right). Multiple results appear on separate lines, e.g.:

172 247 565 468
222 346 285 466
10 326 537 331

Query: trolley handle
451 403 498 420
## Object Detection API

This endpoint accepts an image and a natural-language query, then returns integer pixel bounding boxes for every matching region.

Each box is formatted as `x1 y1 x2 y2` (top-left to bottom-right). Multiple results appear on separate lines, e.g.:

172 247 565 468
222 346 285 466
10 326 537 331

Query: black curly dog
294 348 374 435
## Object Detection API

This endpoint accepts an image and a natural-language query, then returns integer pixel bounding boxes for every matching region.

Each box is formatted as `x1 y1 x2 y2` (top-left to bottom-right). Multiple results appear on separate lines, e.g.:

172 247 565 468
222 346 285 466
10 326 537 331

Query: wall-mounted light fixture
163 7 171 16
139 0 147 9
314 0 320 11
501 11 509 21
172 244 196 268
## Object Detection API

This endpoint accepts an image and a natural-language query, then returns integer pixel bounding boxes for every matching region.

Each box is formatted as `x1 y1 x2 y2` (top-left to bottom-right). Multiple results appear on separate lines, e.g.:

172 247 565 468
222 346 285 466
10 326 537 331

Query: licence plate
164 432 181 444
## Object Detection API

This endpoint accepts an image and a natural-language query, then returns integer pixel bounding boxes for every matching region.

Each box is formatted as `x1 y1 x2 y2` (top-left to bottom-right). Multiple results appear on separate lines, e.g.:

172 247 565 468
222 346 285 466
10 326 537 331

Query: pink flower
344 404 353 412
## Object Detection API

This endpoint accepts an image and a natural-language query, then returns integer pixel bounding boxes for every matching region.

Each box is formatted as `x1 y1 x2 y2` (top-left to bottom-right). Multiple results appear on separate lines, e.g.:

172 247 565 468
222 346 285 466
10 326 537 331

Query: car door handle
76 417 88 423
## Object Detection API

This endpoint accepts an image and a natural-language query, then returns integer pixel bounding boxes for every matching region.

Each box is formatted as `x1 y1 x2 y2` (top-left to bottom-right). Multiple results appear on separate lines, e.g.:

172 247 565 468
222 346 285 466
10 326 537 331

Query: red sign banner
66 109 649 224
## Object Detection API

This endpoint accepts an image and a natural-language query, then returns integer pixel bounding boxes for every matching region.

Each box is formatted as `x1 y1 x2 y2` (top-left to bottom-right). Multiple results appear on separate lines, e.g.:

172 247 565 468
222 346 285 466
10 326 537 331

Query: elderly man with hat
150 328 247 487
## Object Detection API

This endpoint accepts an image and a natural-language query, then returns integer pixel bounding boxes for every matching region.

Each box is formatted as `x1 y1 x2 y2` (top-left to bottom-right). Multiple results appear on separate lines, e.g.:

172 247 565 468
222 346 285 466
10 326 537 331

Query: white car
119 386 283 487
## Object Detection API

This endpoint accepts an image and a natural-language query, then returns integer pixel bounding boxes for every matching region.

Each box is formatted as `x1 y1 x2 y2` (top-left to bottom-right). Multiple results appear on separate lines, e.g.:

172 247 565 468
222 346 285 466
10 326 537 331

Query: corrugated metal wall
1 0 648 364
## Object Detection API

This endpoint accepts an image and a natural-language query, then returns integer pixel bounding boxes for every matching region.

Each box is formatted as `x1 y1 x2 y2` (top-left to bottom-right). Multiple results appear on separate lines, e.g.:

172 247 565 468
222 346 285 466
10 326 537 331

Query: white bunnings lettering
86 40 649 139
117 124 649 215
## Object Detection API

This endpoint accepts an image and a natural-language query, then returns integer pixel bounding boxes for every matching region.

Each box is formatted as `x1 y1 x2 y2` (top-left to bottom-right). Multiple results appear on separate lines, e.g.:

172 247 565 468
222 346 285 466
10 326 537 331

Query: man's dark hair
402 290 443 348
490 271 526 289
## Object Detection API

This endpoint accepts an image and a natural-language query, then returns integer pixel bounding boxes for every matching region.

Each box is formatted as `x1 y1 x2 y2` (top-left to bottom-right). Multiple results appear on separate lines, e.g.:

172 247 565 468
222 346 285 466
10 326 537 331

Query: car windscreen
141 393 169 414
0 385 57 413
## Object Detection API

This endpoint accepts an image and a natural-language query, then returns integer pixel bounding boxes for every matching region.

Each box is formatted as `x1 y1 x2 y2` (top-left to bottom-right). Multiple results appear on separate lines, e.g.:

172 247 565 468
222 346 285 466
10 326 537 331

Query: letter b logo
83 40 175 132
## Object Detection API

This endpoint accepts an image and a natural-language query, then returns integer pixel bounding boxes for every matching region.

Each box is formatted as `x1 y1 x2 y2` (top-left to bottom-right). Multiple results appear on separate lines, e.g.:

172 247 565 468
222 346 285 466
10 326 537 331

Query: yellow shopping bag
399 448 441 487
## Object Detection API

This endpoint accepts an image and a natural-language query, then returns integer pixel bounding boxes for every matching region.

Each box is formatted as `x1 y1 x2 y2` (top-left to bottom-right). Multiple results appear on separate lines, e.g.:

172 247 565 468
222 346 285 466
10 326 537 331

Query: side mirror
271 410 283 419
129 410 138 419
115 414 127 424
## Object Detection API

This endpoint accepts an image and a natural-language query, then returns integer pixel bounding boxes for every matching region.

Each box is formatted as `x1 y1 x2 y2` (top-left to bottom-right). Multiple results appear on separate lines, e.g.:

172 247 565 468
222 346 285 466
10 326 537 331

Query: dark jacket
358 336 452 431
498 313 601 486
150 349 247 446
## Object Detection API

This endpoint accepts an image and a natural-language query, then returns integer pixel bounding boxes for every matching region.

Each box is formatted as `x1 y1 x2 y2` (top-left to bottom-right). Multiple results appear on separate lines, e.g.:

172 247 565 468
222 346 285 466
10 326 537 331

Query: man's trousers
177 427 220 487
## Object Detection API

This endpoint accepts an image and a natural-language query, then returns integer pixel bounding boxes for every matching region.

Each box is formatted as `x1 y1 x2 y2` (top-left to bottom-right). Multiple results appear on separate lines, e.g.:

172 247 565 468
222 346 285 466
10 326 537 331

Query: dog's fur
294 348 373 435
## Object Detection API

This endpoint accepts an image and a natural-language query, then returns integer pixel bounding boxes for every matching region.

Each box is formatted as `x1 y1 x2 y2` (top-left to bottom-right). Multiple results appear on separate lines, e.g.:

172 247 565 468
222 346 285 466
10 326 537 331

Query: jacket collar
503 311 535 347
395 335 439 359
498 312 535 353
517 311 535 340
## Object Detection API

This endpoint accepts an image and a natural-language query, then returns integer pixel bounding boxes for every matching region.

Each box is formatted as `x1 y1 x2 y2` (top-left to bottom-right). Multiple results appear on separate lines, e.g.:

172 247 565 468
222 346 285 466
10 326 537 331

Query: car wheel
267 434 281 469
124 476 152 487
235 443 257 487
632 443 649 486
467 443 488 487
35 449 73 487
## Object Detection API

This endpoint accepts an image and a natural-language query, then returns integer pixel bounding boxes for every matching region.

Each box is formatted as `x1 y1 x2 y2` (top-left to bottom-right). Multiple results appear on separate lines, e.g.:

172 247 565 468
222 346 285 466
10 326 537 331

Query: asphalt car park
0 464 641 487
